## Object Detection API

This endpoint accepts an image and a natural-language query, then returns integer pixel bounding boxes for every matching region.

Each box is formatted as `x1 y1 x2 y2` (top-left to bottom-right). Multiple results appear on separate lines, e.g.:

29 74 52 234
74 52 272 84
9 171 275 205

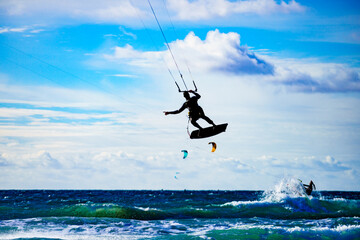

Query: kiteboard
190 123 228 139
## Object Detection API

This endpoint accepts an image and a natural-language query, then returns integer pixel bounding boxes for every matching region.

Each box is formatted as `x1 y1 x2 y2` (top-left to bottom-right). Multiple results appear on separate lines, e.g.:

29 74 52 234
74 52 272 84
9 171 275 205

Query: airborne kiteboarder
164 90 216 130
147 0 227 139
163 90 228 139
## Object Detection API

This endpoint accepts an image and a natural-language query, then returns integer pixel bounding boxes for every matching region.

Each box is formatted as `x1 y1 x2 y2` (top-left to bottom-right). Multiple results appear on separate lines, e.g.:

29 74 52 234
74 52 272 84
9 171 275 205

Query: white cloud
0 0 308 31
0 107 128 122
33 151 62 168
267 58 360 92
0 26 28 33
104 30 274 75
315 156 352 172
1 0 143 25
168 30 274 74
1 150 61 169
1 0 305 22
29 29 45 33
168 0 305 20
103 27 137 40
256 155 354 174
102 30 360 93
0 81 147 111
109 74 138 78
118 26 137 39
0 153 11 167
104 44 163 68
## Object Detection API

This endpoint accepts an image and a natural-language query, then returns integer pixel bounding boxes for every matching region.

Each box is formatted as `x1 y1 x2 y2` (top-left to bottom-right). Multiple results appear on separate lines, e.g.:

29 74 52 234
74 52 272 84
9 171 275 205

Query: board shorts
189 107 205 121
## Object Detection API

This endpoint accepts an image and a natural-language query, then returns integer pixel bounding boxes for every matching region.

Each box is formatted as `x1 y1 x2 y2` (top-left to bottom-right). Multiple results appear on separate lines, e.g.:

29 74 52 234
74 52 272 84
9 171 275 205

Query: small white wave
134 206 161 212
221 199 270 207
286 224 360 233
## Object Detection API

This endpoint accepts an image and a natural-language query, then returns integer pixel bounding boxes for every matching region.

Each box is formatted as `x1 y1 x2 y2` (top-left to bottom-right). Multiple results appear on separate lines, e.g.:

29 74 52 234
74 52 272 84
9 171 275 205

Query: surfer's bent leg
198 108 216 126
190 115 203 130
202 115 216 126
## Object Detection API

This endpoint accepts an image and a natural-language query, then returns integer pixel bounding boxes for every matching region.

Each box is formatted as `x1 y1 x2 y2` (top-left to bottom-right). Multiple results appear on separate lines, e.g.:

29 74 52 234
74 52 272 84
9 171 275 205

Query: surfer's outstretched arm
164 103 187 115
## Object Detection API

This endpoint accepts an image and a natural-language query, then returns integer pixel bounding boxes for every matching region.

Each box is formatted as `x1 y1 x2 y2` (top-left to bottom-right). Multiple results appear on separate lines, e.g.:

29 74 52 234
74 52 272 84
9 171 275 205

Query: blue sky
0 0 359 190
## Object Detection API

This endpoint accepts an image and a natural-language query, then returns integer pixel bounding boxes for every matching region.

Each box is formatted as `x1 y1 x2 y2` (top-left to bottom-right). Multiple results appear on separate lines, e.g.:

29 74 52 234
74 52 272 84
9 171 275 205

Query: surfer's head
183 91 190 100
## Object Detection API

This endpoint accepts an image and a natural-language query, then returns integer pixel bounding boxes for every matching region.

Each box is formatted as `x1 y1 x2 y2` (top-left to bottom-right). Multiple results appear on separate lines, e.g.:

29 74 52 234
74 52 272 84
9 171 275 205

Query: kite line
147 0 189 92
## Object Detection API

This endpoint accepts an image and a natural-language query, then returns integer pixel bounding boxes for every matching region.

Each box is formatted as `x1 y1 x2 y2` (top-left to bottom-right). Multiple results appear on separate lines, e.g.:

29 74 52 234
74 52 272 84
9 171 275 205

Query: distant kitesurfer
164 90 216 130
303 180 316 195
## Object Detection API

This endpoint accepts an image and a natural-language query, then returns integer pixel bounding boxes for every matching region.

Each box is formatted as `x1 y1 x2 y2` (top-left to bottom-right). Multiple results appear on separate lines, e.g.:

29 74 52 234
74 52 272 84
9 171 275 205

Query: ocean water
0 179 359 240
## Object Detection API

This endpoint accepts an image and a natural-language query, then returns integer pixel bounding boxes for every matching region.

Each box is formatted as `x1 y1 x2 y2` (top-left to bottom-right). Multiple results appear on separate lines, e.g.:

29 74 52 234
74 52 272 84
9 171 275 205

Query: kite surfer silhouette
163 90 216 130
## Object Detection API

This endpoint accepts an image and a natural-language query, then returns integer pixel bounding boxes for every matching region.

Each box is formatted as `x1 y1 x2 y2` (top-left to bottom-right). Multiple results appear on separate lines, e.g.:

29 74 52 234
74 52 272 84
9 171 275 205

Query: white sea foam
221 177 308 207
220 177 310 208
0 218 156 240
1 217 359 239
134 206 161 212
1 231 147 240
221 199 270 207
262 177 309 202
286 224 360 233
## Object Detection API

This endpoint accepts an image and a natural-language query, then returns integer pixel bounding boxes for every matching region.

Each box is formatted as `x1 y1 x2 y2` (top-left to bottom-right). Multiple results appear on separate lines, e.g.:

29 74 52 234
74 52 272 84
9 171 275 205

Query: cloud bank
104 30 274 75
168 0 305 20
0 0 141 25
169 30 275 75
104 29 360 93
258 155 353 173
0 0 305 25
269 59 360 92
1 144 357 190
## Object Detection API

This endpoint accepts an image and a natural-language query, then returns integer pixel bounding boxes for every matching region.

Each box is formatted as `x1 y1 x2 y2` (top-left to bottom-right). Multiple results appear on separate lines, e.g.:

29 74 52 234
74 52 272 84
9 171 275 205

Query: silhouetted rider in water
164 90 216 130
303 180 316 195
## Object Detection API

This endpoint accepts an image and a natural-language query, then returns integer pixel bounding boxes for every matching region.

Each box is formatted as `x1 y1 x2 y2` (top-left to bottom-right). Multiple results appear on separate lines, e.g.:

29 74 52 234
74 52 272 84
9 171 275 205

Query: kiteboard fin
190 123 228 139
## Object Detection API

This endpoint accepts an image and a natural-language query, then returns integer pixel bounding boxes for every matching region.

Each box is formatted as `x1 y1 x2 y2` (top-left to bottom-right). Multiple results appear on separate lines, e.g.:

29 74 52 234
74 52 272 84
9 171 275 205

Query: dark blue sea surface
0 181 359 239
